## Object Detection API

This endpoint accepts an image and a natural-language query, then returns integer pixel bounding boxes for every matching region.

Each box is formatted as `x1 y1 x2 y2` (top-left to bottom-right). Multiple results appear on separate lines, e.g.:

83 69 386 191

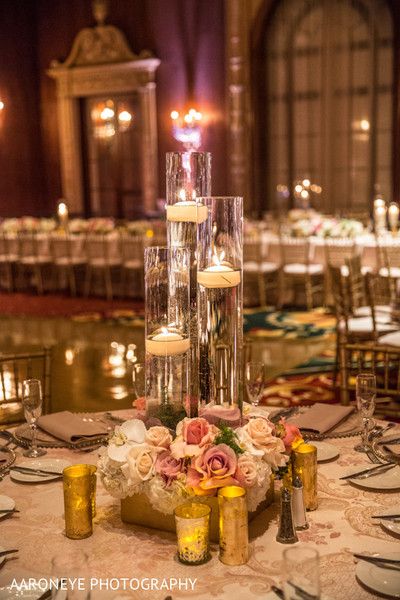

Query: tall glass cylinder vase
145 247 191 427
166 152 211 408
197 197 243 421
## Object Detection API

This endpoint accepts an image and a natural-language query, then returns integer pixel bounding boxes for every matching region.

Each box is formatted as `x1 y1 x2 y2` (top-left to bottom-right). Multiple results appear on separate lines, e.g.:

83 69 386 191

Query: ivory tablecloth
0 417 399 600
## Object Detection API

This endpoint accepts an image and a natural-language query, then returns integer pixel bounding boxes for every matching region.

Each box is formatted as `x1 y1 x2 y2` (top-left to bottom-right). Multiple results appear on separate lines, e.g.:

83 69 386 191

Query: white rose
124 444 159 484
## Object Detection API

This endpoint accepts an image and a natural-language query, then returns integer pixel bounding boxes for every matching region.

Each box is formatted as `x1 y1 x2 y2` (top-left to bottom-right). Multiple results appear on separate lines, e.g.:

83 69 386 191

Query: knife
0 549 18 558
371 513 400 519
271 585 284 599
339 462 396 480
10 466 63 477
0 509 19 514
354 553 400 565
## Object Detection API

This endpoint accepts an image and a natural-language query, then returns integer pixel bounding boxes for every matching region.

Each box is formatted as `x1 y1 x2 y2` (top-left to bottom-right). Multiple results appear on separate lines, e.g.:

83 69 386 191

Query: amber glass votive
218 486 249 565
174 502 211 565
88 464 97 518
293 443 318 511
63 465 93 539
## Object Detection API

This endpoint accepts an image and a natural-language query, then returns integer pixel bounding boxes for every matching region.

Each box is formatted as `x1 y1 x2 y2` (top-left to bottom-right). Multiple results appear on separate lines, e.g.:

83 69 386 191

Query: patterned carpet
244 307 336 339
261 349 337 407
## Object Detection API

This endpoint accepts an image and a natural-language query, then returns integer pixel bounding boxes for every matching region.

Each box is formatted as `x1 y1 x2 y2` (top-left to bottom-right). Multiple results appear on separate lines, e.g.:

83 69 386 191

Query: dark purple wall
0 0 226 217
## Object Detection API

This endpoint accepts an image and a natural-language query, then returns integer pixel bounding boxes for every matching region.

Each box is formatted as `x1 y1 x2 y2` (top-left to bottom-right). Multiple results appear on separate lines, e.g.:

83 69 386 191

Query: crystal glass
354 373 376 452
245 361 265 407
51 548 90 599
22 378 46 458
197 196 243 412
144 246 190 424
283 546 321 600
174 502 211 565
132 362 145 399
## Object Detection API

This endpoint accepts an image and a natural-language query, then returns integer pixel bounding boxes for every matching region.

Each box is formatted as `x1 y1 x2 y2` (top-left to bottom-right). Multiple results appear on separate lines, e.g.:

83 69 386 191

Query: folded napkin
35 411 109 443
287 403 354 434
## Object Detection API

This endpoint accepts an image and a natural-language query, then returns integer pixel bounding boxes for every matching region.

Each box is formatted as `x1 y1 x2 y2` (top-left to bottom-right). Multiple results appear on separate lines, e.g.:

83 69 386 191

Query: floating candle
145 327 190 356
388 203 399 232
166 200 208 223
198 251 241 289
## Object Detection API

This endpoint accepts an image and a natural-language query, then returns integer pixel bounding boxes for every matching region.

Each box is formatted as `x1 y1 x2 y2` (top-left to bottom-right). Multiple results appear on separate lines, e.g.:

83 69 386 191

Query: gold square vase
121 477 274 542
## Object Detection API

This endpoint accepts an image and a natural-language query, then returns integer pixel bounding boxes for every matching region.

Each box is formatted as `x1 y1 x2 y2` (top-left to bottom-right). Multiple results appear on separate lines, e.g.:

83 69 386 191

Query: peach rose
186 443 239 493
237 417 288 468
124 444 159 484
171 418 219 459
278 419 303 451
145 426 172 449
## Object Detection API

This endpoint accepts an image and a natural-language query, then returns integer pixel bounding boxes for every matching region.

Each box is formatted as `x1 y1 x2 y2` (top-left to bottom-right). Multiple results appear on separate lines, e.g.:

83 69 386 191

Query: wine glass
354 373 376 452
132 362 146 399
283 546 321 600
245 361 265 407
51 549 90 599
22 378 46 458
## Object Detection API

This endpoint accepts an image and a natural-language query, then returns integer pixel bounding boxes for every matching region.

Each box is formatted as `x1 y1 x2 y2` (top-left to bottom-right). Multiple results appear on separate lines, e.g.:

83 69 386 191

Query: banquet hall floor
0 312 334 416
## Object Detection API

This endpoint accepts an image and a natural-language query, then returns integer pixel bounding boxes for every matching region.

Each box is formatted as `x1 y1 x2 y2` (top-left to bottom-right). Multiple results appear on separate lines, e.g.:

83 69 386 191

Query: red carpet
0 292 144 318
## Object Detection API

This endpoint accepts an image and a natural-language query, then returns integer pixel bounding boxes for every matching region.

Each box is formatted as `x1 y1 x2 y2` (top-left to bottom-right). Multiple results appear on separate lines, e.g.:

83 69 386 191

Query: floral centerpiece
68 218 88 235
288 210 364 239
99 414 302 518
87 217 115 234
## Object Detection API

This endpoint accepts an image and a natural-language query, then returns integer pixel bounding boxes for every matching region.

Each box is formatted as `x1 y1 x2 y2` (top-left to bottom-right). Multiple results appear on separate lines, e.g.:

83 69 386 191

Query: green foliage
215 424 244 455
157 404 187 431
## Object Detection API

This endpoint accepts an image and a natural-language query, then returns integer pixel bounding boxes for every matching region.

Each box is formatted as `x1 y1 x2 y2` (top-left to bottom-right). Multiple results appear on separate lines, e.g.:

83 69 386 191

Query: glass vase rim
166 150 211 158
283 545 319 561
196 196 243 201
144 245 190 254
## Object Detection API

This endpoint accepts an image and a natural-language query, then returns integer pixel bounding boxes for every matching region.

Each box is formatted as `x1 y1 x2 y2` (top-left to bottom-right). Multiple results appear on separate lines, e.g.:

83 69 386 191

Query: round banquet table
0 411 399 600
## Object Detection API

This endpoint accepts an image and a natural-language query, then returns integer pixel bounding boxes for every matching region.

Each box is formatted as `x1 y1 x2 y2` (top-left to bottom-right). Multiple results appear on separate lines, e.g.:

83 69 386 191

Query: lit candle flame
212 250 225 266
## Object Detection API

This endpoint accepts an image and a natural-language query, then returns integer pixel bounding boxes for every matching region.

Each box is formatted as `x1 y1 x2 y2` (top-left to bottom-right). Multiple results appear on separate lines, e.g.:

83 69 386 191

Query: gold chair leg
105 268 113 301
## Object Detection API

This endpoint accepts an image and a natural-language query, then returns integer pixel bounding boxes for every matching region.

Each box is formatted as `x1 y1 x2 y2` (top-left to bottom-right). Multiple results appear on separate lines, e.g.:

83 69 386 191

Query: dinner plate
346 465 400 490
379 507 400 537
356 552 400 597
0 494 15 520
0 586 42 600
312 441 340 462
10 458 70 483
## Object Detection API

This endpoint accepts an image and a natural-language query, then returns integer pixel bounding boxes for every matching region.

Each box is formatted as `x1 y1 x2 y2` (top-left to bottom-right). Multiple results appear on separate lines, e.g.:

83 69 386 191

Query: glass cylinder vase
197 196 243 420
145 246 191 426
166 152 211 407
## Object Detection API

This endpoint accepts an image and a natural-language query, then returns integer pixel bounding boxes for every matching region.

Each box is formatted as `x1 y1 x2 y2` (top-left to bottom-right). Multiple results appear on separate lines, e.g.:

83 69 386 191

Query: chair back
339 342 400 415
280 236 310 265
0 347 51 424
244 232 266 265
345 254 367 310
121 233 144 266
85 234 110 264
17 232 38 259
325 239 355 268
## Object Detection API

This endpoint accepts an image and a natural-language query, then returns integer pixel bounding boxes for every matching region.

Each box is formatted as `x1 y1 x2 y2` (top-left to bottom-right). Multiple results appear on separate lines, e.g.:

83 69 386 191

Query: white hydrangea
145 476 189 515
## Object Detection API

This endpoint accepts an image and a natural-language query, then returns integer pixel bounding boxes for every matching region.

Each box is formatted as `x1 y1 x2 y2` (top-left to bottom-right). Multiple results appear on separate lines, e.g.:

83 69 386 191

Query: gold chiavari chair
16 232 52 294
84 234 122 300
0 232 17 292
324 238 356 306
0 347 52 425
279 236 324 309
50 233 86 296
120 232 145 298
243 231 279 306
376 237 400 300
339 341 400 419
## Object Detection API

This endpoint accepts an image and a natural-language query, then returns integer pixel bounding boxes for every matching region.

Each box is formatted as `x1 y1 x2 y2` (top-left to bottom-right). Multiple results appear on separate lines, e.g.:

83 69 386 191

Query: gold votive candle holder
293 443 318 511
174 502 211 565
88 464 97 518
218 486 249 565
63 464 93 539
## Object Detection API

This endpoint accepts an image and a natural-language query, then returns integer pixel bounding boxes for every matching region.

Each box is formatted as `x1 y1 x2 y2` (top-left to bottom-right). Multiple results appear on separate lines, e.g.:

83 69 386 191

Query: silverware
271 585 284 599
10 466 63 477
354 553 400 565
288 579 318 600
0 509 19 514
372 513 400 520
36 590 52 600
0 549 18 558
378 437 400 446
270 407 297 424
104 412 125 424
340 462 396 481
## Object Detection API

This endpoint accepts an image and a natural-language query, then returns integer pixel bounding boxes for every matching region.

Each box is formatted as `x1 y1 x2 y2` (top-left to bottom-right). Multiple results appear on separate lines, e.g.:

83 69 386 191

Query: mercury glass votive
63 465 93 539
218 486 249 565
174 502 211 565
292 443 318 511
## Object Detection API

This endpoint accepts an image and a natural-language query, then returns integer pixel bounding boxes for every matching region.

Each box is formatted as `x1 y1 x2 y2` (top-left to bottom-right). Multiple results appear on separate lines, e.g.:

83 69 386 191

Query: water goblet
245 361 265 407
22 378 46 458
51 549 90 599
354 373 376 453
283 546 321 600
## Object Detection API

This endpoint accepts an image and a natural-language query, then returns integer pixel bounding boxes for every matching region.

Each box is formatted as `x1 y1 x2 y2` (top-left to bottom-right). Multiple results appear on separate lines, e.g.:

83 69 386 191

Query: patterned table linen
0 421 399 600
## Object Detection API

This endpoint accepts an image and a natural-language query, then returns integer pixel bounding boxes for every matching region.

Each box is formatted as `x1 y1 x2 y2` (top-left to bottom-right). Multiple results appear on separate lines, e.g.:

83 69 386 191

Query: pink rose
279 419 302 451
155 451 184 487
145 426 172 449
186 443 239 493
170 418 219 459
